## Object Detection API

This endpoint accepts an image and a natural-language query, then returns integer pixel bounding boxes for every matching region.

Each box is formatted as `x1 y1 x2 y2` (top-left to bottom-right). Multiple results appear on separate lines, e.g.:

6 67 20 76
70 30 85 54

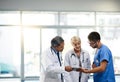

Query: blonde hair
71 36 81 43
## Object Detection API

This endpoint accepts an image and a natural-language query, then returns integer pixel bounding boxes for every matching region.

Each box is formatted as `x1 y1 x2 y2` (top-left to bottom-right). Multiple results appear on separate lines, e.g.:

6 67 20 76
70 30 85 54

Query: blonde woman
64 36 91 82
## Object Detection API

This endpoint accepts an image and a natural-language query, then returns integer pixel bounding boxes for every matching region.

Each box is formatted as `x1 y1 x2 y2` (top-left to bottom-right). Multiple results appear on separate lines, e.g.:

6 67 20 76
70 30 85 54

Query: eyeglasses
88 41 96 46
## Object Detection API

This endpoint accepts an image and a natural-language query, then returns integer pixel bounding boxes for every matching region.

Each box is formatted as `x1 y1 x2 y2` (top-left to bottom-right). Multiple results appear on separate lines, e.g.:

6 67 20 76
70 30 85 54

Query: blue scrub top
93 44 115 82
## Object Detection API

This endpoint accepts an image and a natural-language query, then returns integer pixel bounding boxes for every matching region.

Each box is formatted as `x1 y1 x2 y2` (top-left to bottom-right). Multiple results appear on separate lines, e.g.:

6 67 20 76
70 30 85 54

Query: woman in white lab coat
64 36 91 82
40 36 72 82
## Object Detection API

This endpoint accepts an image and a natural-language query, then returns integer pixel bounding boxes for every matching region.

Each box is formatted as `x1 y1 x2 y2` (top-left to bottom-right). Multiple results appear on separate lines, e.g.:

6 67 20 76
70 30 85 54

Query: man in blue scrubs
78 31 115 82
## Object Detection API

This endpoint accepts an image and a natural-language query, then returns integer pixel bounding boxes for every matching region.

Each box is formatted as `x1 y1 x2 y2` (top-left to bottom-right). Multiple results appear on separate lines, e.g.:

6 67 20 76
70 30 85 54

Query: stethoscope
50 47 62 66
71 52 85 63
50 47 57 55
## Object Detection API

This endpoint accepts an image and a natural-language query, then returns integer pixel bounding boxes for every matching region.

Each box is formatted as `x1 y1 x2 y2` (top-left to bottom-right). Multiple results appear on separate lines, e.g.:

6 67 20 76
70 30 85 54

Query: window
22 12 58 25
96 12 120 26
23 27 40 77
41 28 57 52
60 12 95 26
0 11 20 25
0 26 21 77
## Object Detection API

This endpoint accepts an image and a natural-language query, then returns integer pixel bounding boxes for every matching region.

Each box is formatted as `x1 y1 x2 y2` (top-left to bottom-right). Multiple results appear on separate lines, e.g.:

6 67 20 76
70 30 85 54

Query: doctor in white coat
64 36 91 82
40 36 72 82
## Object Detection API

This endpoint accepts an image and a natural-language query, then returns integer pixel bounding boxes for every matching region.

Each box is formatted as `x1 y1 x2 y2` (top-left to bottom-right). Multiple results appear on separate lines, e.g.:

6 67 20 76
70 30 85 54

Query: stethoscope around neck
71 52 85 63
50 47 57 55
50 47 62 66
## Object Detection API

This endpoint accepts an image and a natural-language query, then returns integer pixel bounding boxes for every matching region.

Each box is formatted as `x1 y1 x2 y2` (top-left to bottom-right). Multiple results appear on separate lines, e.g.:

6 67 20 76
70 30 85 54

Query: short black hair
88 31 101 41
51 36 64 47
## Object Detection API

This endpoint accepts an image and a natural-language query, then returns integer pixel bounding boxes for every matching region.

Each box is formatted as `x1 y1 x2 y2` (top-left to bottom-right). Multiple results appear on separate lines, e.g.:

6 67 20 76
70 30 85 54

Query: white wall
0 0 120 11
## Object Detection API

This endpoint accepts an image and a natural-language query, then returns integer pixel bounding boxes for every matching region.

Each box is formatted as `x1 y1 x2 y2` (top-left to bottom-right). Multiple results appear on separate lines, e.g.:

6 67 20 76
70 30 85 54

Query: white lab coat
40 47 72 82
64 49 91 82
